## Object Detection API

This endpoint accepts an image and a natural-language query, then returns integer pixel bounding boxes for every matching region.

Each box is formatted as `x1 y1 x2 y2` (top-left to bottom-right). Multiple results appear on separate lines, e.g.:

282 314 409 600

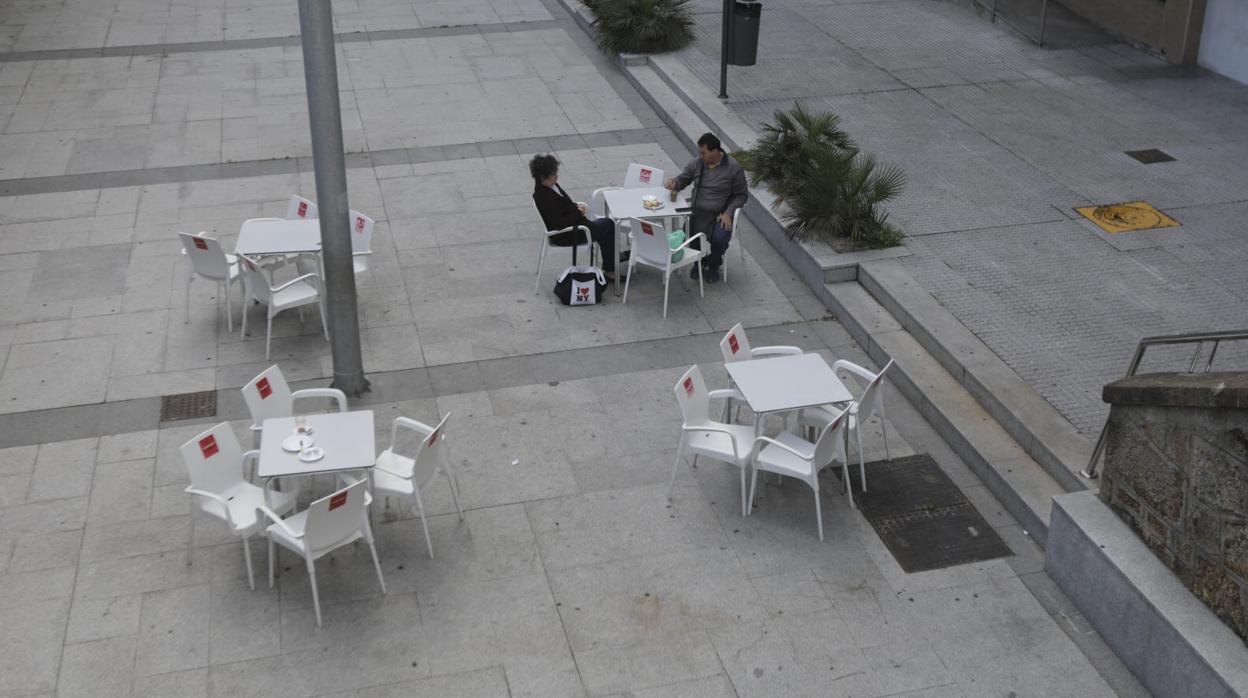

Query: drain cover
1074 200 1180 234
851 454 1012 573
1124 148 1176 164
160 390 217 422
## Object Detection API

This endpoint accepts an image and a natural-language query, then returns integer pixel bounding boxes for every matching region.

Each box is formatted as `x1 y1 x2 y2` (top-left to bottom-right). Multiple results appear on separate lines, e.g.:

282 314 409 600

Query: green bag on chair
668 229 686 263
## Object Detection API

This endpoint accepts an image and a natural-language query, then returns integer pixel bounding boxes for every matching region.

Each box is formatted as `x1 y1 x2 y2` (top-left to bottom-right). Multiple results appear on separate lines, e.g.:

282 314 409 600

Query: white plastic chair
533 200 594 293
624 163 664 189
749 409 850 540
622 218 706 318
260 480 385 627
372 413 464 558
178 232 240 330
722 207 746 283
238 254 328 359
181 422 297 590
241 365 347 445
668 365 753 516
286 195 318 220
349 209 375 277
799 359 894 495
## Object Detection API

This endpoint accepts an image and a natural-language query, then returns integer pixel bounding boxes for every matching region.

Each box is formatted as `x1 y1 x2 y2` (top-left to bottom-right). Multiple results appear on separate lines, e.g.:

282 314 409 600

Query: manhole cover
851 454 1012 573
160 390 217 422
1124 148 1176 164
1074 200 1180 234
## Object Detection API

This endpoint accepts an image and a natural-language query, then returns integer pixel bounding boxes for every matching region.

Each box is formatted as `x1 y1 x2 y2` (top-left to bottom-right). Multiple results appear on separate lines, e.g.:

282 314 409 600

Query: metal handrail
1082 329 1248 479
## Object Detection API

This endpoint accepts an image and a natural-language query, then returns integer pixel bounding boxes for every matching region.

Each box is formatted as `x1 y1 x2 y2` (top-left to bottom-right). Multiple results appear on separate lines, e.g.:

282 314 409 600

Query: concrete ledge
1104 371 1248 409
827 282 1064 545
1046 491 1248 698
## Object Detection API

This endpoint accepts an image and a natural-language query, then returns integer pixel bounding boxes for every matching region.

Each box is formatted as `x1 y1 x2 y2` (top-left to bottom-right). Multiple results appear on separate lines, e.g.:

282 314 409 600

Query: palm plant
736 102 904 249
590 0 695 55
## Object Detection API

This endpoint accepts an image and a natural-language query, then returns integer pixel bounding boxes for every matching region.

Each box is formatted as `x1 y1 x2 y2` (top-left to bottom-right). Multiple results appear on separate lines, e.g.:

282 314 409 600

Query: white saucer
282 434 314 453
298 447 325 462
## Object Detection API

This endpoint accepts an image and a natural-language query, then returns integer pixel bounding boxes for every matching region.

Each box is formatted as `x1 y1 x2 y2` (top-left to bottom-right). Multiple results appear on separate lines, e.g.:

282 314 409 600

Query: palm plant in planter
585 0 694 55
736 103 904 250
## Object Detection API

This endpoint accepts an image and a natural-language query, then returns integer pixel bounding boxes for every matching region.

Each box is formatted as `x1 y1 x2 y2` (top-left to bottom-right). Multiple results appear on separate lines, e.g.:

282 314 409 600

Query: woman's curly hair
529 154 559 184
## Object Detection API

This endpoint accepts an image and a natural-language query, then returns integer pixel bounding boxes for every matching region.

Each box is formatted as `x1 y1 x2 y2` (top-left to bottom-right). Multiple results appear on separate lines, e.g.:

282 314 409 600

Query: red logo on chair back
355 216 365 233
728 335 740 354
683 377 694 396
328 491 348 511
193 237 208 250
297 201 309 217
641 222 654 236
639 168 652 184
199 435 219 458
256 377 272 399
425 428 440 447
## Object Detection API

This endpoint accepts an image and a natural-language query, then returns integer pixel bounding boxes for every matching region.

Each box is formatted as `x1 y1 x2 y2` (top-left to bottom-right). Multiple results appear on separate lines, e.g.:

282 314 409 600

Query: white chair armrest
351 250 374 257
707 388 745 403
672 232 706 252
257 505 301 538
751 345 803 357
271 272 321 293
394 416 434 438
291 388 348 412
753 435 814 461
186 487 236 526
682 423 742 459
832 359 876 384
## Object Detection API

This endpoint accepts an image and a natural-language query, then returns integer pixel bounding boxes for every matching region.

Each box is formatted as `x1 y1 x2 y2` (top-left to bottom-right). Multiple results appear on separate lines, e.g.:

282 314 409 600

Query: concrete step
826 280 1067 546
858 260 1093 492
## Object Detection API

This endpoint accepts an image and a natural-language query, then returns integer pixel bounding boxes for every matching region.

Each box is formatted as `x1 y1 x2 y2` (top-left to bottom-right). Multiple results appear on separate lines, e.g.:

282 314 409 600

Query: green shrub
736 103 904 250
588 0 694 55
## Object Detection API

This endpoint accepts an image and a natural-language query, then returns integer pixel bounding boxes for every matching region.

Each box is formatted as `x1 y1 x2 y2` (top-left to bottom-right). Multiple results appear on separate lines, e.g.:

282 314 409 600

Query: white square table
257 411 376 500
725 353 853 429
236 218 322 257
602 187 690 295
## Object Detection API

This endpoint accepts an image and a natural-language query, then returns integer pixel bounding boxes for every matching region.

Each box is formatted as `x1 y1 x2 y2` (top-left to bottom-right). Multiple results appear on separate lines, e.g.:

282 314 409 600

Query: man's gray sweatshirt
673 154 749 215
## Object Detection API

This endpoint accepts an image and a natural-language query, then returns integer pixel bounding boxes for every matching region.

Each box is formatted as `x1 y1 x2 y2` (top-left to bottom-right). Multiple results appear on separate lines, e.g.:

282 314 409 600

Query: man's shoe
703 268 721 284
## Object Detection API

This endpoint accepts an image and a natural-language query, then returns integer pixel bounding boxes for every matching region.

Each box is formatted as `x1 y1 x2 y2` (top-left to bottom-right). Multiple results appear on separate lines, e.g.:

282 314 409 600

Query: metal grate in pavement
1124 148 1176 164
851 454 1012 573
160 390 217 422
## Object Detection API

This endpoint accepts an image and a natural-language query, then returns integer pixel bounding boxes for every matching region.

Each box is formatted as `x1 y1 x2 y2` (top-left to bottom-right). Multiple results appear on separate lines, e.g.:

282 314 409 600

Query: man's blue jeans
689 211 732 271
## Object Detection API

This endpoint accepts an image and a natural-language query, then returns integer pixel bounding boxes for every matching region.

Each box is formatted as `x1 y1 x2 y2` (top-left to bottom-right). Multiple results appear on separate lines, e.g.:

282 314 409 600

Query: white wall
1198 0 1248 84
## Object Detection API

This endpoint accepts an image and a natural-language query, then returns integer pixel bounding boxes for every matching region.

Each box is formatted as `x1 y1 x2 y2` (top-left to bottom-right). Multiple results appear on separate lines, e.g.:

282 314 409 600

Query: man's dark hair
697 133 722 151
529 154 559 184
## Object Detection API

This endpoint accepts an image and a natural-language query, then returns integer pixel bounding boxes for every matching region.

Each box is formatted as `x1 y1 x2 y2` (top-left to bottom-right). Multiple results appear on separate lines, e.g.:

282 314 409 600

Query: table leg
746 412 765 515
614 217 623 297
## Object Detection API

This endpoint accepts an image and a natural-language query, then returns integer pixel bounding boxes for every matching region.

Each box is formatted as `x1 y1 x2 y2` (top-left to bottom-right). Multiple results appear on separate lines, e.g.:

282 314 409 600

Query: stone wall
1100 372 1248 642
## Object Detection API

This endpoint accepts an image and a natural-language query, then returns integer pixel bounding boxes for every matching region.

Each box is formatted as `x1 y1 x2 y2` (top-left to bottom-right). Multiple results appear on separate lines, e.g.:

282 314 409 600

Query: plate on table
298 447 325 463
283 434 314 453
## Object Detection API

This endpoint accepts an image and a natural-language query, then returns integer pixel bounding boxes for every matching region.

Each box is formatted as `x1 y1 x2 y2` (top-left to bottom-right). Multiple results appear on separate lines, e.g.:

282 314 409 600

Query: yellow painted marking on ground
1075 201 1180 234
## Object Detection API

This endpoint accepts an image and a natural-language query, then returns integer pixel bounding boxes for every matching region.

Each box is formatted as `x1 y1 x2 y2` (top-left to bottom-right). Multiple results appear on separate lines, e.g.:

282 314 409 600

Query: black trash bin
729 0 761 67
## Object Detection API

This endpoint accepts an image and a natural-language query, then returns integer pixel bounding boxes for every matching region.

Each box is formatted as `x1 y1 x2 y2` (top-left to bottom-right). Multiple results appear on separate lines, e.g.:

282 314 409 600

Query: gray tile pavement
0 0 1141 695
664 0 1248 436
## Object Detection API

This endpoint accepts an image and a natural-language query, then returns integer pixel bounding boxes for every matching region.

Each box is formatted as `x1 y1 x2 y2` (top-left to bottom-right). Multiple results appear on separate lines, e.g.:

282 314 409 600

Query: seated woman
530 154 619 280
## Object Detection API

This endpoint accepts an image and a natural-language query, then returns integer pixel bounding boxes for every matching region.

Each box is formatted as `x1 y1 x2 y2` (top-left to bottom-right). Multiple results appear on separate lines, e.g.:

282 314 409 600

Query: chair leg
185 276 194 325
534 242 547 294
621 261 635 305
667 440 686 499
268 538 276 588
241 293 249 337
242 536 255 591
444 469 464 521
856 428 866 492
842 460 855 509
748 468 760 513
185 501 195 566
368 540 387 595
307 557 322 627
661 273 670 319
413 489 434 559
220 280 232 332
697 260 705 297
812 480 824 542
881 408 891 462
740 467 748 517
317 298 328 340
265 311 273 360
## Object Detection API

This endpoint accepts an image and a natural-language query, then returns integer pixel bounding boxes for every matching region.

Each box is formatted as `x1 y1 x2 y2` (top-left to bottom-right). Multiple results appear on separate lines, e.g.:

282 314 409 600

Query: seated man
665 132 748 283
530 154 619 280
